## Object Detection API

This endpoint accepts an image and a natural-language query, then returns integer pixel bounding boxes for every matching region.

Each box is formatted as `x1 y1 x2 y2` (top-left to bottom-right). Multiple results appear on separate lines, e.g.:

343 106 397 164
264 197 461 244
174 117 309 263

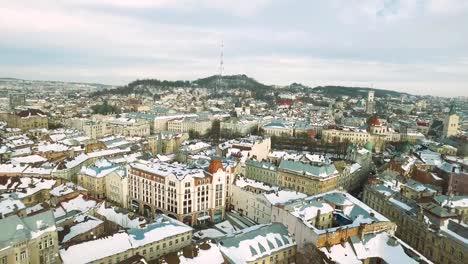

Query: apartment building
220 118 259 136
245 159 278 185
105 167 128 209
231 176 307 224
270 191 428 264
218 136 271 163
146 132 189 155
167 117 212 135
78 159 121 199
59 215 192 264
105 117 150 137
322 118 425 152
153 114 198 132
277 160 339 195
128 159 227 226
0 211 60 264
0 109 48 131
363 183 467 264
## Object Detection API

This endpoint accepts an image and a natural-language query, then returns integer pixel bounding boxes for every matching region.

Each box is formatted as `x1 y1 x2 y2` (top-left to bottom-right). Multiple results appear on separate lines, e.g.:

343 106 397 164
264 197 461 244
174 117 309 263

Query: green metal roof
279 160 337 178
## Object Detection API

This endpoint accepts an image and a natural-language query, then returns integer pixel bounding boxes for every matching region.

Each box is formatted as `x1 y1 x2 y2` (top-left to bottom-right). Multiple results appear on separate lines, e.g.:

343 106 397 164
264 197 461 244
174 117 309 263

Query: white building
128 159 228 226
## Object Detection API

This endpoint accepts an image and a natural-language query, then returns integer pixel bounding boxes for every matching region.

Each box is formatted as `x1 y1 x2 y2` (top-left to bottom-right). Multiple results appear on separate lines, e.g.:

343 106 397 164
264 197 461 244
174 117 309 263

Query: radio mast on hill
216 41 224 94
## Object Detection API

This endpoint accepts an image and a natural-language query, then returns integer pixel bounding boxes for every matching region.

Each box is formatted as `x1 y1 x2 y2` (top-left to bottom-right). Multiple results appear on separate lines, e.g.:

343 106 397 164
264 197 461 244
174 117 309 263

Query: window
20 251 27 260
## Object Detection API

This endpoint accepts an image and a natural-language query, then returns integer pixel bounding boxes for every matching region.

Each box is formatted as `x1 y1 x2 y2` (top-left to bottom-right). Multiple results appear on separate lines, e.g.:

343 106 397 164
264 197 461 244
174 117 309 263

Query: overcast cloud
0 0 467 96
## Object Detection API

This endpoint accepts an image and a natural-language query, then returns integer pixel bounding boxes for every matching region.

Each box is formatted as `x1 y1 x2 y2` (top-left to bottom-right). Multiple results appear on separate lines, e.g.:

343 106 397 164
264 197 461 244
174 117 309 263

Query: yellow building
78 159 120 199
277 160 339 195
147 132 189 155
0 109 48 131
0 210 60 264
443 107 460 138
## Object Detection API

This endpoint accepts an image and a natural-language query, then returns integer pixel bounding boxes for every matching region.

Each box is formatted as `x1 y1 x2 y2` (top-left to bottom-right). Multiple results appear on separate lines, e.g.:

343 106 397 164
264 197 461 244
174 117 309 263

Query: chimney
315 209 321 225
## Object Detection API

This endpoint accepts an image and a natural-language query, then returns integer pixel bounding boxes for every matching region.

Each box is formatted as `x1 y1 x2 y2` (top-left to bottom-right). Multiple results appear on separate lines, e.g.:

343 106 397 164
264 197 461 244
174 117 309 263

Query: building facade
277 160 339 195
0 211 60 264
363 184 467 264
245 159 278 185
128 160 228 226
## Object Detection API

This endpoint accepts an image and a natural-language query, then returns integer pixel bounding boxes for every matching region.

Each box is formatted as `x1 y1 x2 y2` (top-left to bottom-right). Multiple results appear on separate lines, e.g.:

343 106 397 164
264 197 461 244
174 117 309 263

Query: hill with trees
93 74 411 99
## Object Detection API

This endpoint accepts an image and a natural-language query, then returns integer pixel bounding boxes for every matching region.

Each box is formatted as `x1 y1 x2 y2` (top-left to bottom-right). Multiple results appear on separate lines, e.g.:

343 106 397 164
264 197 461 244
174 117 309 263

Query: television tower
216 41 224 94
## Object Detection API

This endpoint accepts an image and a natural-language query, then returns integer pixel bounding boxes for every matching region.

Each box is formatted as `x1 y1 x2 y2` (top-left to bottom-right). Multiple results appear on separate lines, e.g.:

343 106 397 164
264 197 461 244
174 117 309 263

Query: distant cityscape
0 74 466 264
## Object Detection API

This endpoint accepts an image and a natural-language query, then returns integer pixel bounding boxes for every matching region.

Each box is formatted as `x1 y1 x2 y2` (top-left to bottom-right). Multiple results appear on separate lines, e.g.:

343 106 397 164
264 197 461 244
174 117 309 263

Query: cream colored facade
322 123 424 152
129 160 228 225
153 114 198 132
220 118 258 136
85 231 192 264
105 169 128 208
59 215 192 264
363 185 467 264
0 112 48 131
77 172 106 199
147 132 189 155
443 113 460 138
83 121 107 139
0 211 60 264
277 161 339 196
105 119 150 137
167 118 211 135
245 160 278 185
246 246 296 264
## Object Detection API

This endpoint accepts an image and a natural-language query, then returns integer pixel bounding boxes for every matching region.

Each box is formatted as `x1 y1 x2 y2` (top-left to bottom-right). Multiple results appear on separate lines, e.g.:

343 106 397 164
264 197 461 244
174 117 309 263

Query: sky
0 0 467 97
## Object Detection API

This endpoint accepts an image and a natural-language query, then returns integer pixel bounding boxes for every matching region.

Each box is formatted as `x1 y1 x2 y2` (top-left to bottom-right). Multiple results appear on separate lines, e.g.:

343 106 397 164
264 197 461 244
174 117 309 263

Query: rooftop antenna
216 41 224 94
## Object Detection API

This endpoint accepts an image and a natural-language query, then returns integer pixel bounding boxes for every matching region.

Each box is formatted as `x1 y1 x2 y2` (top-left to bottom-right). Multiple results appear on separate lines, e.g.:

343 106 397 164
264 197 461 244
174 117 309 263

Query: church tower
442 104 460 138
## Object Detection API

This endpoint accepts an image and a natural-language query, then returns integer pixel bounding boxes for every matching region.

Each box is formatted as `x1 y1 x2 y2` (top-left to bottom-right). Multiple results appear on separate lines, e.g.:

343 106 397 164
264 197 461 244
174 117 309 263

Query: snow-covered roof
65 154 89 169
179 242 224 264
96 203 145 229
234 176 276 192
0 164 27 174
0 210 56 248
433 195 468 208
60 194 97 213
321 232 431 264
62 214 103 243
11 154 47 164
218 223 295 263
36 142 70 153
279 160 338 179
0 177 56 199
0 197 26 216
60 215 192 264
263 190 308 205
50 182 86 197
130 161 206 181
81 159 120 178
284 191 389 234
